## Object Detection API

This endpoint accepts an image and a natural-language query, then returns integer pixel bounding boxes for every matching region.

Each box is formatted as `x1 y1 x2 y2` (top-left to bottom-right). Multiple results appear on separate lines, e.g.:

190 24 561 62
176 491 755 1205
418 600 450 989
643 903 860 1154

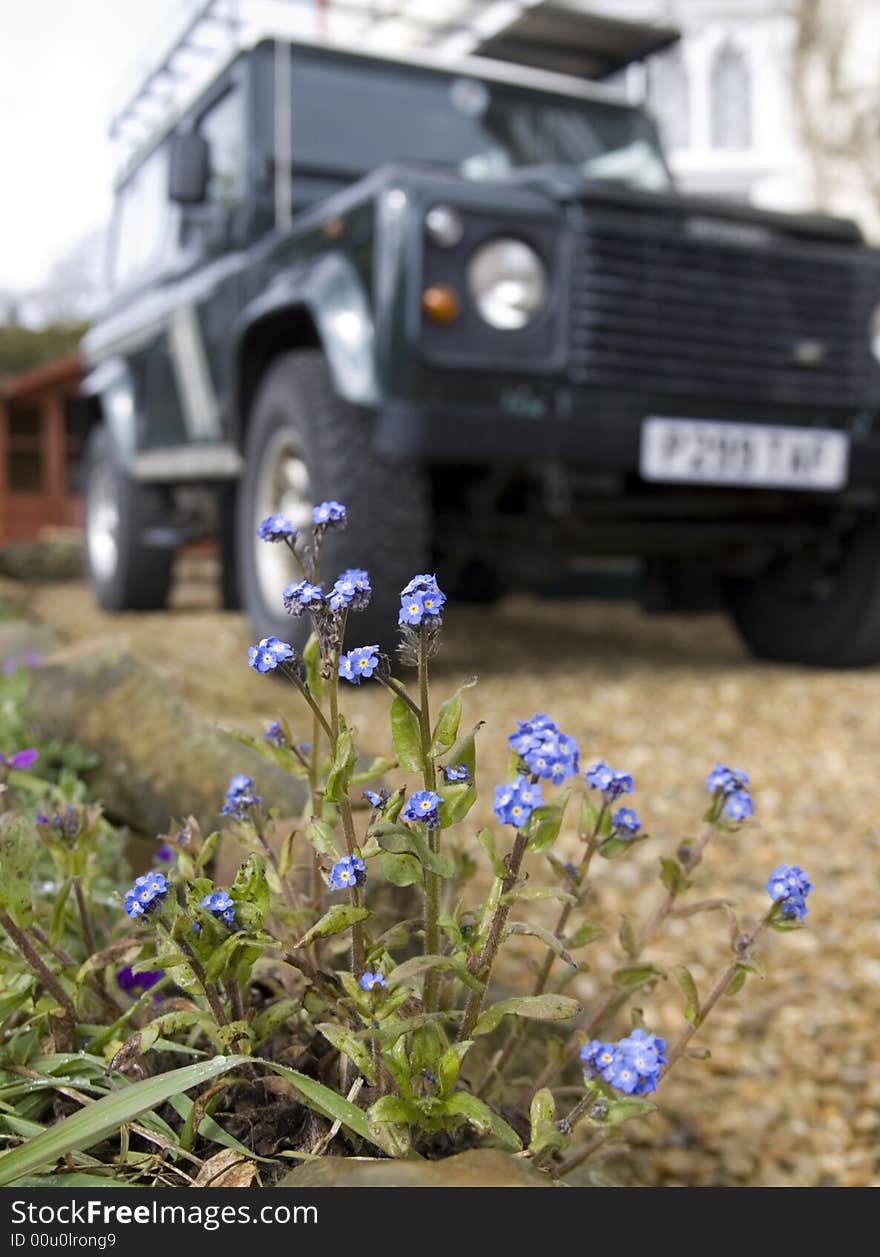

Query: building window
5 402 43 492
647 45 690 152
710 41 752 150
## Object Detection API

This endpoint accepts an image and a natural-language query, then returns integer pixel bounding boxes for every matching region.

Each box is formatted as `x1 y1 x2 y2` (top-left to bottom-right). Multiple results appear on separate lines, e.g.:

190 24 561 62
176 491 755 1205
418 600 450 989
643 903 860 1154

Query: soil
12 554 880 1187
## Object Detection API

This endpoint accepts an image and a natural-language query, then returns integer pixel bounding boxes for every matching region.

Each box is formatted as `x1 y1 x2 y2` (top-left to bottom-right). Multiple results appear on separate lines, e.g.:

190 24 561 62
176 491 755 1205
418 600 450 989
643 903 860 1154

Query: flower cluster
493 775 543 828
328 855 366 890
585 760 634 801
0 747 38 770
248 636 294 673
264 720 286 747
442 763 470 783
329 569 371 612
402 790 442 825
313 501 346 528
339 644 380 683
398 574 446 627
200 889 236 928
221 774 261 819
766 864 813 921
257 514 296 543
581 1028 667 1095
35 804 81 837
358 971 386 992
706 764 754 821
282 581 324 616
509 714 579 784
612 807 641 836
123 872 169 920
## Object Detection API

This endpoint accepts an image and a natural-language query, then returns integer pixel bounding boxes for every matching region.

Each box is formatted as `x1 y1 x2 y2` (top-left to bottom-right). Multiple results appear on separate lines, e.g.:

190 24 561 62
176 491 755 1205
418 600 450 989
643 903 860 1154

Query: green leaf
437 1041 473 1097
567 921 604 949
0 1056 251 1185
431 694 461 756
477 828 506 878
618 916 638 959
381 851 424 887
388 954 483 994
612 964 666 994
0 814 36 924
672 965 701 1025
316 1023 376 1083
500 885 575 906
725 966 749 995
529 1087 564 1156
305 820 342 861
303 632 324 702
251 998 298 1045
375 823 454 878
442 1093 522 1151
324 718 358 803
438 781 476 828
604 1096 657 1126
446 721 482 780
473 994 582 1037
660 857 690 896
390 695 423 772
503 922 575 967
526 791 571 854
351 756 397 787
295 904 371 948
598 836 638 860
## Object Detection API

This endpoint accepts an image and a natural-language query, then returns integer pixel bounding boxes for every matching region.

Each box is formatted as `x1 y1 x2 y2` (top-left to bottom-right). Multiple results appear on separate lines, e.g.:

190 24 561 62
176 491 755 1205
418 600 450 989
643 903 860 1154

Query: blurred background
1 1 878 1187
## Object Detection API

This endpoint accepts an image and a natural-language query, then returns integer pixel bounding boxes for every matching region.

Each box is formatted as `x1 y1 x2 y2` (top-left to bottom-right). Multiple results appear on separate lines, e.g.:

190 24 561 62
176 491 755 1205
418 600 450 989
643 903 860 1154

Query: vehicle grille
568 216 880 409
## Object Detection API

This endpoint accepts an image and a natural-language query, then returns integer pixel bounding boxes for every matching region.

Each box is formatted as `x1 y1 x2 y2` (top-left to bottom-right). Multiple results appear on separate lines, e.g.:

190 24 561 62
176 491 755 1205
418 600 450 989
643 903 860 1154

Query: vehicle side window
199 87 244 205
111 145 175 290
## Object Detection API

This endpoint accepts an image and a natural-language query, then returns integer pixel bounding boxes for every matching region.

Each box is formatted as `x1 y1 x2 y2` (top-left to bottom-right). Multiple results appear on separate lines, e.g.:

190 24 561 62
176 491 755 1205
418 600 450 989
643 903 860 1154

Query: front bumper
375 397 880 493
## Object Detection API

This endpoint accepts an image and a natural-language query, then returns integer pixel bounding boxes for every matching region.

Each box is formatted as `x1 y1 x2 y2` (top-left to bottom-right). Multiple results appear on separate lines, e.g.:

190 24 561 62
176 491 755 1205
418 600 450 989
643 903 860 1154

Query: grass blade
0 1055 249 1186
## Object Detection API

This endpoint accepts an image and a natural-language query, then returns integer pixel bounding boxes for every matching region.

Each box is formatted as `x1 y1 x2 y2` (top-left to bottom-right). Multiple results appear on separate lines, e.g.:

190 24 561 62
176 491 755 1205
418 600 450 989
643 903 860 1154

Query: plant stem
285 665 334 744
531 822 718 1094
0 911 77 1022
555 913 770 1178
327 639 365 977
459 828 530 1040
478 805 603 1094
416 626 441 1011
71 877 96 957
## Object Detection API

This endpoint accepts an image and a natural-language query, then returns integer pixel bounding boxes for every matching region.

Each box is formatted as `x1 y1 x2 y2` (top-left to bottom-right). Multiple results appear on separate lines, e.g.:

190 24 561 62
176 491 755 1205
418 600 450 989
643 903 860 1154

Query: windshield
290 57 670 193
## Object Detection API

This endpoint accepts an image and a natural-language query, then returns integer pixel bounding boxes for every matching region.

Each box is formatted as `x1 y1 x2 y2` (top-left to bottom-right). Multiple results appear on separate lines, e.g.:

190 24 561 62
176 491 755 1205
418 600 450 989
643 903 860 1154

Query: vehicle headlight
467 238 547 330
871 303 880 362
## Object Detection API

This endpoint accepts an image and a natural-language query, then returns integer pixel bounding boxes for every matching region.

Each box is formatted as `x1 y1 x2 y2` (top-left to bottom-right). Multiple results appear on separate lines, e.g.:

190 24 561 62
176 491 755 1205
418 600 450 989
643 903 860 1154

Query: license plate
640 417 849 491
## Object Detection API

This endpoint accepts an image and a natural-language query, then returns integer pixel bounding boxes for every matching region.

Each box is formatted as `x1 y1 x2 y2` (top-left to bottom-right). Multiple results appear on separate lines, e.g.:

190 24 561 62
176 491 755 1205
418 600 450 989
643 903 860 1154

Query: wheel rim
254 427 313 610
86 461 120 582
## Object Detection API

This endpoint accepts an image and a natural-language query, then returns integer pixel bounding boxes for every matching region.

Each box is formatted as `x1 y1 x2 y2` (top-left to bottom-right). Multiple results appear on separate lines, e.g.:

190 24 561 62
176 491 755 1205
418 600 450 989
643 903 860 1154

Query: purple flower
442 763 471 784
402 790 443 825
123 872 169 920
612 807 641 836
585 760 634 801
328 855 366 890
766 864 813 921
358 971 386 991
264 720 286 747
363 788 389 809
282 581 325 616
221 773 261 819
156 843 174 862
509 715 579 783
338 645 380 683
117 966 164 995
329 569 372 612
313 501 347 528
200 889 236 928
493 775 543 828
248 636 294 673
257 514 296 543
0 748 38 770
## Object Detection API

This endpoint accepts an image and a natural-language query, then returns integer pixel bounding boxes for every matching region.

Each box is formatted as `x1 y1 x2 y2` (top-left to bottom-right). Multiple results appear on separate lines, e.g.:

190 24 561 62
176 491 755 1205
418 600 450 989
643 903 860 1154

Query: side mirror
168 132 209 205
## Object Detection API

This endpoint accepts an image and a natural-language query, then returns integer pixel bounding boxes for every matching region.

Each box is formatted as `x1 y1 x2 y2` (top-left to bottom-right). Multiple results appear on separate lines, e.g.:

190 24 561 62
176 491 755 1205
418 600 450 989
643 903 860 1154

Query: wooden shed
0 355 84 545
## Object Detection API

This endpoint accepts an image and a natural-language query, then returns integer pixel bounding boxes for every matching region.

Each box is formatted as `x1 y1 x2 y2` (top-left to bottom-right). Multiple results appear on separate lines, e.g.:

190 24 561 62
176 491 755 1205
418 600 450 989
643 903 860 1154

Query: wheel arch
234 254 379 445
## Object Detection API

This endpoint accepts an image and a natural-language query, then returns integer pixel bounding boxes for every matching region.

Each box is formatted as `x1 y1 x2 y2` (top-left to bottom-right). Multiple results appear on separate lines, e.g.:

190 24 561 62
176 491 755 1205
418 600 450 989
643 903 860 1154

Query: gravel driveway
24 556 880 1187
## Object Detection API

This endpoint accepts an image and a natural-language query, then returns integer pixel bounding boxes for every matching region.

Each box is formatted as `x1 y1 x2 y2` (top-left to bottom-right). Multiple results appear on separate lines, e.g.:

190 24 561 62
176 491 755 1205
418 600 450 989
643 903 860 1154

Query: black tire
725 513 880 667
237 350 429 652
83 425 174 612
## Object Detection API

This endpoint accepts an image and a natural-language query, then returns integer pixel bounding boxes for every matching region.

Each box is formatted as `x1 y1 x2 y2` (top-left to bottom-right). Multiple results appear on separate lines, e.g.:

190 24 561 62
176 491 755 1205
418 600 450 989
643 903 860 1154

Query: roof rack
107 1 679 159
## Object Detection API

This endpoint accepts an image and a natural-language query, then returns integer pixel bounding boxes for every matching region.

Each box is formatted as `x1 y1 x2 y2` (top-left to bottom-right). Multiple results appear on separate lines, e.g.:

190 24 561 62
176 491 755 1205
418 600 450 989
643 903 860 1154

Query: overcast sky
0 0 179 292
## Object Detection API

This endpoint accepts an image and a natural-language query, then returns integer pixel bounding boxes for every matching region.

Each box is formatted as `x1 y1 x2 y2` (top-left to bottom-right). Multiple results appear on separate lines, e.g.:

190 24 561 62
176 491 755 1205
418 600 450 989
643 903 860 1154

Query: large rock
25 641 306 834
278 1149 562 1188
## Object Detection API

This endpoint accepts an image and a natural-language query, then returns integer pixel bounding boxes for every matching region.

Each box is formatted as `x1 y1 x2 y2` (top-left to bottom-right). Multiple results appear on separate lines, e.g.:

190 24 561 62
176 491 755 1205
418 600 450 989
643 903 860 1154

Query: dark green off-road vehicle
81 25 880 665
